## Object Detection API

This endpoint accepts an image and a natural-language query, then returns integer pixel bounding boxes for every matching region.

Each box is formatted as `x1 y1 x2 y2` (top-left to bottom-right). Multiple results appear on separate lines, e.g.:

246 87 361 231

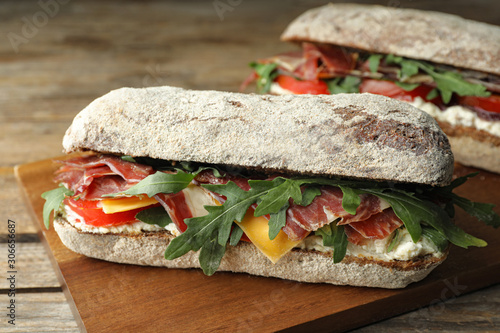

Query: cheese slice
100 195 158 214
236 210 305 263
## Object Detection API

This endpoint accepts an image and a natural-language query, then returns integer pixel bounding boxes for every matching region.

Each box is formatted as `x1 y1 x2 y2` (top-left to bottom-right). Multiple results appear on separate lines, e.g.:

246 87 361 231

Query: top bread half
280 3 500 76
63 86 453 186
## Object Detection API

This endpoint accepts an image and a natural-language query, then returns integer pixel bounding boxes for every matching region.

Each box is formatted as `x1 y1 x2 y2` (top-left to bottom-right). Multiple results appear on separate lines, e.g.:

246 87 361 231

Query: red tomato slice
275 75 330 95
459 94 500 114
360 79 442 104
65 197 156 227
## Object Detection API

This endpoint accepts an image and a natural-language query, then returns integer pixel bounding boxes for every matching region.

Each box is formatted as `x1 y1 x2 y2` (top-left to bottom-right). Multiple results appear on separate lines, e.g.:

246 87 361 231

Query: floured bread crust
54 218 447 289
281 3 500 75
62 86 453 186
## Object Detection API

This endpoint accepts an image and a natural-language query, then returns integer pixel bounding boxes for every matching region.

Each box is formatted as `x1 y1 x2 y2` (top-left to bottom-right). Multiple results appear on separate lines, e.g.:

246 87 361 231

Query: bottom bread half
54 218 447 289
438 121 500 174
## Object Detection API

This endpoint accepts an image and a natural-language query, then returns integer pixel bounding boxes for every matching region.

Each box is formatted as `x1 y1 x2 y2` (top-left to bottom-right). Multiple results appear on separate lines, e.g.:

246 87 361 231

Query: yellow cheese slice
236 210 305 263
100 195 158 214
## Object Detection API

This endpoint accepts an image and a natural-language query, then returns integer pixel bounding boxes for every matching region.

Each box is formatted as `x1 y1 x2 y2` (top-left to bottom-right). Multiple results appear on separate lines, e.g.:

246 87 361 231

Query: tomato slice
65 197 156 227
275 75 330 95
359 79 442 104
459 94 500 114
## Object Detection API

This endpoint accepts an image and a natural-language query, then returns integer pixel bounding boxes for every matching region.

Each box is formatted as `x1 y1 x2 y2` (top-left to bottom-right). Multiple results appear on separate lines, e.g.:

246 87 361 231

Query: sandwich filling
43 154 499 275
242 43 500 136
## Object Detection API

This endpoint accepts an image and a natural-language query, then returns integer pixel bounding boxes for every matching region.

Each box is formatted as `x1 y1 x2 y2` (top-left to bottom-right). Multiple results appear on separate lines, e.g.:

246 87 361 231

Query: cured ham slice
302 43 356 79
194 169 253 191
258 43 357 81
283 187 385 240
82 176 129 200
54 154 154 199
155 192 191 232
56 155 153 182
344 209 403 245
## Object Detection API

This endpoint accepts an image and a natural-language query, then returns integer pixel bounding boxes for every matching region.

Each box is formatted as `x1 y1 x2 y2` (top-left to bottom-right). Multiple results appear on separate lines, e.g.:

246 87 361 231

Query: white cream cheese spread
296 228 443 261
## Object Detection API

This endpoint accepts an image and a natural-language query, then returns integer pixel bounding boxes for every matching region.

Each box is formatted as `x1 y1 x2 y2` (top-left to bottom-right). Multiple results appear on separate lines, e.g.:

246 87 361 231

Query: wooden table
1 0 499 331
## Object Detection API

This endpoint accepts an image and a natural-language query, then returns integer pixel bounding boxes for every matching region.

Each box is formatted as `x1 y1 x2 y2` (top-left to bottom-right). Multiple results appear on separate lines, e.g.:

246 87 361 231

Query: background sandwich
242 4 500 173
42 86 499 288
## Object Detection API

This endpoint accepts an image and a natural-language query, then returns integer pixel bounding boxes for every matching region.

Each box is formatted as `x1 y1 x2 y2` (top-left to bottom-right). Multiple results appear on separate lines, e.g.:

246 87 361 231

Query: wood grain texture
14 157 500 332
0 171 37 236
354 284 500 332
0 243 60 289
0 293 79 333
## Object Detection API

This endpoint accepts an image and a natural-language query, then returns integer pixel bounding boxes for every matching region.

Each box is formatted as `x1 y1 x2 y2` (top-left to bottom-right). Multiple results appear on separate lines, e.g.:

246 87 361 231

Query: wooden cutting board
15 157 500 333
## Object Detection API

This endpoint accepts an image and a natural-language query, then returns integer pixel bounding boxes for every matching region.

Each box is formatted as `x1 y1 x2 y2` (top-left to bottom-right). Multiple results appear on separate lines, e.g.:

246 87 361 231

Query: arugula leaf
422 227 449 252
296 186 322 206
198 230 226 276
229 223 244 246
249 62 278 93
253 178 301 216
367 54 383 73
41 185 74 229
385 54 402 65
179 163 225 178
107 170 195 198
326 76 361 94
386 229 401 253
338 186 361 215
135 206 172 228
426 88 439 100
268 204 289 240
395 81 420 91
121 155 137 163
449 194 500 228
315 223 348 263
431 173 500 228
445 173 479 190
399 60 419 79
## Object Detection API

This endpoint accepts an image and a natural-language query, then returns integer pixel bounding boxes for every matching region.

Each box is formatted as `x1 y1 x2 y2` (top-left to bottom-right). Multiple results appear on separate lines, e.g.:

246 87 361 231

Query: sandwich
241 3 500 173
42 86 499 288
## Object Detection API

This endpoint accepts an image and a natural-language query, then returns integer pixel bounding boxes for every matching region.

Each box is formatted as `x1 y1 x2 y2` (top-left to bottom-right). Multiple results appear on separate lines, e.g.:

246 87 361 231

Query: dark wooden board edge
14 156 500 333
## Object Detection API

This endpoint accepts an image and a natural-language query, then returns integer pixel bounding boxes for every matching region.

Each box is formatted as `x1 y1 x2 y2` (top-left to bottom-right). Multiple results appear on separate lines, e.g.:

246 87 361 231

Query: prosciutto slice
302 43 356 79
344 209 403 245
262 43 356 81
282 187 386 241
54 154 154 199
194 169 253 191
155 192 192 232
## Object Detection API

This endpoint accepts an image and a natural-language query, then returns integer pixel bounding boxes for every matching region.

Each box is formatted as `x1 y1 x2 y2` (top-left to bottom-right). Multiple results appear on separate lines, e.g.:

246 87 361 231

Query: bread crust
280 3 500 75
54 218 447 289
63 86 453 186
